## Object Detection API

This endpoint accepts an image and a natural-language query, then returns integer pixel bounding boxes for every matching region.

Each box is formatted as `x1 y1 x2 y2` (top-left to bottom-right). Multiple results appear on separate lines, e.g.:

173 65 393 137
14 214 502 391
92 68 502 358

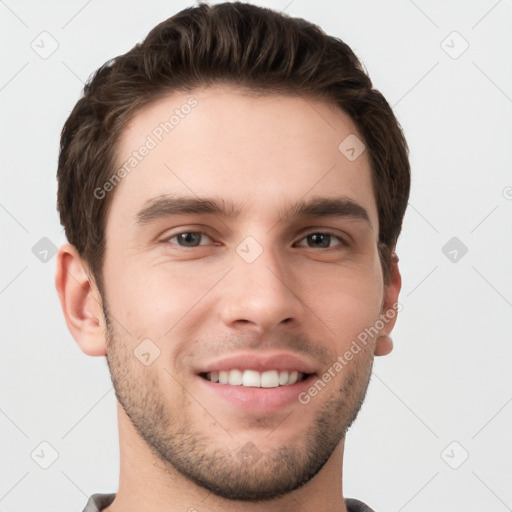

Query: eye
166 231 214 248
164 230 347 250
295 232 347 249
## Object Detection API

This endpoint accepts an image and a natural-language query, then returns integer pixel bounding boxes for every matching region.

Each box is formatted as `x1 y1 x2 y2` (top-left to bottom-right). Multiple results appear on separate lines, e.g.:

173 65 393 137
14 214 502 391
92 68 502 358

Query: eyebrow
135 194 371 227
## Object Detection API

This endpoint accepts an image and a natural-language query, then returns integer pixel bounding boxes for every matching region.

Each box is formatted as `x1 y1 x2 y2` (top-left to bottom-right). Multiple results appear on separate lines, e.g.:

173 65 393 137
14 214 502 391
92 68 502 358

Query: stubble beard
103 306 374 502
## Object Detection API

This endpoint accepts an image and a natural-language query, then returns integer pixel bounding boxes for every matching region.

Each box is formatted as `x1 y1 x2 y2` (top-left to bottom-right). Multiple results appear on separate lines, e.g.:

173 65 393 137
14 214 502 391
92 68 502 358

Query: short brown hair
57 1 410 294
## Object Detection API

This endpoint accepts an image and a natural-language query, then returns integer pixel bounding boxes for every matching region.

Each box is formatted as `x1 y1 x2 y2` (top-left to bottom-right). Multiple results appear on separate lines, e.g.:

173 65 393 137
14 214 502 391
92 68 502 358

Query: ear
375 252 402 357
55 243 107 356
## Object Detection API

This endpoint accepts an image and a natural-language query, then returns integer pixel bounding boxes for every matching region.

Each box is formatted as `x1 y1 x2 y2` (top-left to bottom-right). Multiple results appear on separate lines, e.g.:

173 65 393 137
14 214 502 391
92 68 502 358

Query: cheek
104 255 222 337
103 237 384 346
311 261 384 342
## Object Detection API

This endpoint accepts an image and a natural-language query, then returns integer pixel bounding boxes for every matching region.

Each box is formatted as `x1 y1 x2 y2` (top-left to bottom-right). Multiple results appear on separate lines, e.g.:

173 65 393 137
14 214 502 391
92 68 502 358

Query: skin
55 85 401 512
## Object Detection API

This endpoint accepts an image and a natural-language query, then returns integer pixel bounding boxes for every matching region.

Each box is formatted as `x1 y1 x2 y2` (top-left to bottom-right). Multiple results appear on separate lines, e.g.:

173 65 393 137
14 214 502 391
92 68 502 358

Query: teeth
261 370 279 388
204 369 305 387
228 369 243 386
243 370 261 387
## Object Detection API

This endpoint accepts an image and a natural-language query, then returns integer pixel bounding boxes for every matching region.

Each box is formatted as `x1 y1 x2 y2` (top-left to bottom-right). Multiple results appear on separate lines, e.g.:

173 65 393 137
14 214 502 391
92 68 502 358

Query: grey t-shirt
81 493 377 511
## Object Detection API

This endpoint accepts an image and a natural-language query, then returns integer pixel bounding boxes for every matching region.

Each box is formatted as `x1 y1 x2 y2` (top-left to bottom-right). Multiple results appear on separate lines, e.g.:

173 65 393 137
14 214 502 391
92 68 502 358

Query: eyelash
164 230 349 250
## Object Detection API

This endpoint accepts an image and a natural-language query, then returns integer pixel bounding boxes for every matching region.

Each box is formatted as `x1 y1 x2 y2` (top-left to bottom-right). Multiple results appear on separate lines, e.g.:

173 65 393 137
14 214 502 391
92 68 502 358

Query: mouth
199 369 312 388
194 352 319 413
196 370 317 414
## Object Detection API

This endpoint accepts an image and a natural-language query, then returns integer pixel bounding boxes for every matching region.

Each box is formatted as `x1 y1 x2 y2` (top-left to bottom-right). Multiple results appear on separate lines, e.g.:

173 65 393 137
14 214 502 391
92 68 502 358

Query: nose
218 244 305 335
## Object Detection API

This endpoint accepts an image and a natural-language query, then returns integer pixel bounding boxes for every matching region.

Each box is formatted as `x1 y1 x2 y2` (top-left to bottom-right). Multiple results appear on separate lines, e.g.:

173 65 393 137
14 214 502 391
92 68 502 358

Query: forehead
108 85 377 229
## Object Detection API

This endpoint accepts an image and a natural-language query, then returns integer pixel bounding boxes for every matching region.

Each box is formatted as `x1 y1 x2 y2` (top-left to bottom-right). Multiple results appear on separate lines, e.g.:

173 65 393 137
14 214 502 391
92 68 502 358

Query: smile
200 369 309 388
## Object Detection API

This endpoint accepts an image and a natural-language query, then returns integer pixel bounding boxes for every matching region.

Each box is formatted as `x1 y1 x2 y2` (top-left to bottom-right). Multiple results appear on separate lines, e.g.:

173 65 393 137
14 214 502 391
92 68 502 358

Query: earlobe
55 243 107 356
375 252 402 357
374 334 393 356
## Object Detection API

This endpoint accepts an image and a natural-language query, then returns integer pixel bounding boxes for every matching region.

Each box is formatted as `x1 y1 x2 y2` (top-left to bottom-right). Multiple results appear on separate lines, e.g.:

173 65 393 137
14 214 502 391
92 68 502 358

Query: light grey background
1 1 511 510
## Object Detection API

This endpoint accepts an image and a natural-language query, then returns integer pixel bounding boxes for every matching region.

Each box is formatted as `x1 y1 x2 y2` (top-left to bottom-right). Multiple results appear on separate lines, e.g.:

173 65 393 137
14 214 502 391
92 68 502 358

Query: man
55 2 410 511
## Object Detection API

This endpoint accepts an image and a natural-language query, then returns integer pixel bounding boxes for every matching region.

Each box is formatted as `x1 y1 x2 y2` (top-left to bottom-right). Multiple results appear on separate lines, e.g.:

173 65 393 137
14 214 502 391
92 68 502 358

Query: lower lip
196 374 316 414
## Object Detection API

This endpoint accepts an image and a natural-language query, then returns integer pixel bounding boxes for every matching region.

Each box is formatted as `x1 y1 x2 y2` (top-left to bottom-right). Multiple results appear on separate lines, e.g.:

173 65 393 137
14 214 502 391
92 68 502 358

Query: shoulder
81 493 116 512
345 497 377 512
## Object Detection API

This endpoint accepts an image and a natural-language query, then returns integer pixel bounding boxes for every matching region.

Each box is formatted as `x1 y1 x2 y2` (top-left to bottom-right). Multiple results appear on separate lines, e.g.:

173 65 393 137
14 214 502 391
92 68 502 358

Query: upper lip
195 351 318 375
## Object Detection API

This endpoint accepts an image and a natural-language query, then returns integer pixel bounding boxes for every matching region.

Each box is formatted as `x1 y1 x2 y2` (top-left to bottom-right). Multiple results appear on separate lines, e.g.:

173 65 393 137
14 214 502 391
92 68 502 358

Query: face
100 85 391 500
